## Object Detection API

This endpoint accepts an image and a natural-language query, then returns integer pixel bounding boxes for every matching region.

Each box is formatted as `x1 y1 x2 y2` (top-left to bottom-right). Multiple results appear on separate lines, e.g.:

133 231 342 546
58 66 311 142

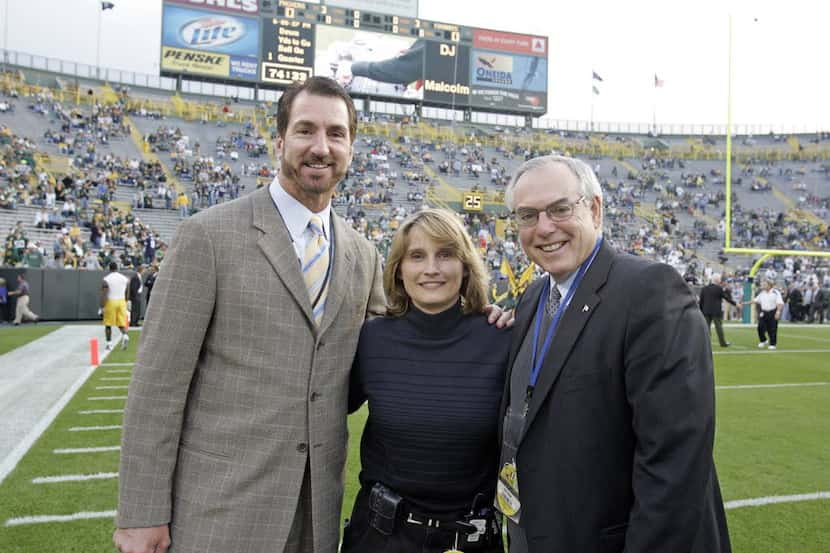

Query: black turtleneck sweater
349 303 511 514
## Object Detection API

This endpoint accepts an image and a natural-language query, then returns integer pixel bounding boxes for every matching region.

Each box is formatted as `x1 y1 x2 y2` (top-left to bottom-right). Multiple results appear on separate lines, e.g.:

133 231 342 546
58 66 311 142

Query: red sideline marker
90 338 99 366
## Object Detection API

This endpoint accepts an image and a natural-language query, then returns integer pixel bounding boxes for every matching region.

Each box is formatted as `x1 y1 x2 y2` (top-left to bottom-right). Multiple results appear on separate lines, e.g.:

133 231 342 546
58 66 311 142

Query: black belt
402 508 478 534
367 483 499 544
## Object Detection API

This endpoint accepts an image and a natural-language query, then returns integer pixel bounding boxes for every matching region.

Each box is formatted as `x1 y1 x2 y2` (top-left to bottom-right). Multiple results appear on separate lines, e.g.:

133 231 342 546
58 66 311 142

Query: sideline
716 382 829 390
726 491 830 510
713 349 830 355
5 510 117 527
0 340 113 485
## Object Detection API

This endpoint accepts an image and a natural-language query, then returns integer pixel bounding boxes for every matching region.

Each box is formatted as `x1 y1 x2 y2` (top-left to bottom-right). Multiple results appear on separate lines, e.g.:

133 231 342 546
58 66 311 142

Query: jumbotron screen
160 0 548 115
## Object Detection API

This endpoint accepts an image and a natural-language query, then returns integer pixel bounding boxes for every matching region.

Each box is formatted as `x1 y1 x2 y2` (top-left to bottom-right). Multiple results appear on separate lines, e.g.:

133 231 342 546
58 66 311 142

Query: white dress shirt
268 178 332 261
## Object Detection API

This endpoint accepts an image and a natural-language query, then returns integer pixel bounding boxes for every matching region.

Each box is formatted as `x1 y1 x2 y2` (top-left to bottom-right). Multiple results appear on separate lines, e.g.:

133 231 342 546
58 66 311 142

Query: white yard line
713 349 830 355
78 409 124 415
32 472 118 484
104 369 131 374
94 386 129 390
717 382 829 390
100 377 131 381
783 334 830 344
68 425 122 432
4 510 117 527
87 396 128 400
0 326 115 485
53 446 120 454
0 364 97 486
100 363 133 367
726 491 830 509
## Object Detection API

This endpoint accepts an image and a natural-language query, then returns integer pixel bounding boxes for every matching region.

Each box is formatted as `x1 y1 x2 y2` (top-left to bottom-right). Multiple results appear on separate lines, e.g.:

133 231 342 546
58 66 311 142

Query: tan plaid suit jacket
117 186 386 552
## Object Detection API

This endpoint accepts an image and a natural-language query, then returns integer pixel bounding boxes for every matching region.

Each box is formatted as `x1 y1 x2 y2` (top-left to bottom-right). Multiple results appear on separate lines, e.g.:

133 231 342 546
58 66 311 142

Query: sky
2 0 828 131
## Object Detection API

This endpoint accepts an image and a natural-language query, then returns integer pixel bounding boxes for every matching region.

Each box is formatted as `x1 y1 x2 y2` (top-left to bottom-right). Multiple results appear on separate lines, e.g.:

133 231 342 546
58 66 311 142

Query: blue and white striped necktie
302 215 330 326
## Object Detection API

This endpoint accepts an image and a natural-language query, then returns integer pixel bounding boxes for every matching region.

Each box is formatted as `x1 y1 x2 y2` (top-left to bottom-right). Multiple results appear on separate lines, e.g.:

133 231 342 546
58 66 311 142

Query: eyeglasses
513 195 586 228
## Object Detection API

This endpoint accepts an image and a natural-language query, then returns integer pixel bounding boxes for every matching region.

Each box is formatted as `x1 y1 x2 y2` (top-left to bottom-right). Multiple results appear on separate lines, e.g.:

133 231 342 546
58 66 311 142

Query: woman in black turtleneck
343 209 511 553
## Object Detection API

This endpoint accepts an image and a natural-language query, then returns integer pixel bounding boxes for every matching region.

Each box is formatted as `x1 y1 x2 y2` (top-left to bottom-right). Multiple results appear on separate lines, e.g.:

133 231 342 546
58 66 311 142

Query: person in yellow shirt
176 191 189 218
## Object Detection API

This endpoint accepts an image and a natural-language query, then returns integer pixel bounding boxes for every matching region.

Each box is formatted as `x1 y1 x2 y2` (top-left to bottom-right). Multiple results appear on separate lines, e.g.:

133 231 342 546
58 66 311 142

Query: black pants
705 315 729 346
757 310 779 346
809 303 826 324
342 487 503 553
130 298 141 326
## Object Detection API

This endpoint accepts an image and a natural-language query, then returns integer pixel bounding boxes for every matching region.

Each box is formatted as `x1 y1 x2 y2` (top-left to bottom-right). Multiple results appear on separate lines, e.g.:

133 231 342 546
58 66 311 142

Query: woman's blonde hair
384 208 489 317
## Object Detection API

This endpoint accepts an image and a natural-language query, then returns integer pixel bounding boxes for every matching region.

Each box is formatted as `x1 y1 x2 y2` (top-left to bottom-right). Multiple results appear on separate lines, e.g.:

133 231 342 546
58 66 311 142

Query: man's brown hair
276 77 357 144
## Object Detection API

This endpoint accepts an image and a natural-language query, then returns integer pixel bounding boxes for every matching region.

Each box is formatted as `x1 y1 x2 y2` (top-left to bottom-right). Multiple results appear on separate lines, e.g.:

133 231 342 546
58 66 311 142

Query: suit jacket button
316 341 325 350
296 443 308 453
310 392 320 401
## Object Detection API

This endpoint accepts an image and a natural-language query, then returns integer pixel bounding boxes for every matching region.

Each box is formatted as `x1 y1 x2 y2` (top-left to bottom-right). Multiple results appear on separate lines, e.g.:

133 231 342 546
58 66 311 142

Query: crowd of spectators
3 83 829 307
0 89 169 270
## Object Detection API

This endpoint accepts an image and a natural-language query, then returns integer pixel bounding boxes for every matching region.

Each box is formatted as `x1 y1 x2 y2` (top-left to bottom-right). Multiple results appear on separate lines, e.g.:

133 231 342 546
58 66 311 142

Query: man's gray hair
505 155 604 211
711 273 722 285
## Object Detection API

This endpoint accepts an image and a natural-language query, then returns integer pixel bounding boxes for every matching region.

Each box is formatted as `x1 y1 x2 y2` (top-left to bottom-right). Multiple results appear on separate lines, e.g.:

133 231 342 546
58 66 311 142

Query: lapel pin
582 305 590 312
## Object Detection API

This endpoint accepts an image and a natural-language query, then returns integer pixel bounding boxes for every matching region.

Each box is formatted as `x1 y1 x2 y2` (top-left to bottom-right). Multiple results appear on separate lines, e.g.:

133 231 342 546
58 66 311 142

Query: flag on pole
500 258 518 295
592 85 600 95
592 70 603 82
654 73 664 88
516 264 536 293
101 1 115 10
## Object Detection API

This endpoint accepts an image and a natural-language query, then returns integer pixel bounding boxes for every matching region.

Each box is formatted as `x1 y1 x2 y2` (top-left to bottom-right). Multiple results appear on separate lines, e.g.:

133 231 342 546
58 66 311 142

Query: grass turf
0 325 828 552
0 324 60 355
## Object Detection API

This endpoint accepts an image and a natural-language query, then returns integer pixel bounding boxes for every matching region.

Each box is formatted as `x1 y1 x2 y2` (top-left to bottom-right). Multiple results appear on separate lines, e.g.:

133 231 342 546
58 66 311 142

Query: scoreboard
160 0 548 115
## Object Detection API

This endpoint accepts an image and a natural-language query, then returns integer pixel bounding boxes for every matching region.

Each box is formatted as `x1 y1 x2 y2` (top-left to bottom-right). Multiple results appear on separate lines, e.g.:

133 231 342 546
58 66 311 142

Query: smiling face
514 161 602 281
399 226 465 315
276 90 354 212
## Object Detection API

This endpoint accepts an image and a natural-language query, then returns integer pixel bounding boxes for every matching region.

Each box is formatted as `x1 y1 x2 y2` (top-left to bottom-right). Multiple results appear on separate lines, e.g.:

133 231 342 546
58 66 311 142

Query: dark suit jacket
699 283 735 318
501 243 731 553
128 272 142 301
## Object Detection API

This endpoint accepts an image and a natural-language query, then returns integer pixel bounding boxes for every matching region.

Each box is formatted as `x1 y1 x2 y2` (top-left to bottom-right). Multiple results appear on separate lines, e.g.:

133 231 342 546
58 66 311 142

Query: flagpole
589 74 595 131
96 2 102 80
652 85 656 134
3 0 9 75
725 13 733 250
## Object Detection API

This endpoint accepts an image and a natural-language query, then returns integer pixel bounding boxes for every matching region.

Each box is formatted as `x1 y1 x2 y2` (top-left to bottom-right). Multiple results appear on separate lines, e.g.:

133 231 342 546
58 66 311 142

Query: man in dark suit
128 264 143 327
699 273 736 347
498 155 731 553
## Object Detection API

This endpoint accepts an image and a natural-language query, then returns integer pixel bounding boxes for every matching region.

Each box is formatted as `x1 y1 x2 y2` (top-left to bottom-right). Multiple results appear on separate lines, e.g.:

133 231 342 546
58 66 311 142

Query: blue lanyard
527 238 603 391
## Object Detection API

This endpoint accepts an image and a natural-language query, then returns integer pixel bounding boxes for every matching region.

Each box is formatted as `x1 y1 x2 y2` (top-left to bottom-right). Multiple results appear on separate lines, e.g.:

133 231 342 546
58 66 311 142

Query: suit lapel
499 277 546 440
317 213 355 335
521 243 615 437
251 187 315 324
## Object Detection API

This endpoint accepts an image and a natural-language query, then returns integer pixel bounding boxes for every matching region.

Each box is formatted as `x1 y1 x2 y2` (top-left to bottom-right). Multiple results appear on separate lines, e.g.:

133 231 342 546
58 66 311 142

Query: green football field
0 324 828 552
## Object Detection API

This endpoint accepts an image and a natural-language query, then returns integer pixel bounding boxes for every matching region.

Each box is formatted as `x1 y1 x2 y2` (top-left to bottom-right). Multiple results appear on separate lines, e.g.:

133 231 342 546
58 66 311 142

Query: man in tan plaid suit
114 77 386 553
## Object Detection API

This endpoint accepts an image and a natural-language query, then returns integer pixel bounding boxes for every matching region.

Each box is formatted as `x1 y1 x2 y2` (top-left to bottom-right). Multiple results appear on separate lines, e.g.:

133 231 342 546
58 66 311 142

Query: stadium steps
633 203 660 225
131 208 181 243
34 152 71 182
0 205 91 246
771 184 796 210
170 94 187 118
99 84 121 105
787 136 801 152
420 163 458 211
123 115 184 196
620 159 640 176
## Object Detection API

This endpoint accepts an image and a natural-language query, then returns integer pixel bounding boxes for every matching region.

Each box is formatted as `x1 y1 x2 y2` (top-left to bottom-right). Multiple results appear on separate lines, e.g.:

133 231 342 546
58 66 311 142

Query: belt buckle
406 512 441 527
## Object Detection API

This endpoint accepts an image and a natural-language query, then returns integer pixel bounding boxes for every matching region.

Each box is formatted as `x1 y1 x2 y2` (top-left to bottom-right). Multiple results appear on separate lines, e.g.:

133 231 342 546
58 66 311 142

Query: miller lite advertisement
158 1 548 115
161 4 260 81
